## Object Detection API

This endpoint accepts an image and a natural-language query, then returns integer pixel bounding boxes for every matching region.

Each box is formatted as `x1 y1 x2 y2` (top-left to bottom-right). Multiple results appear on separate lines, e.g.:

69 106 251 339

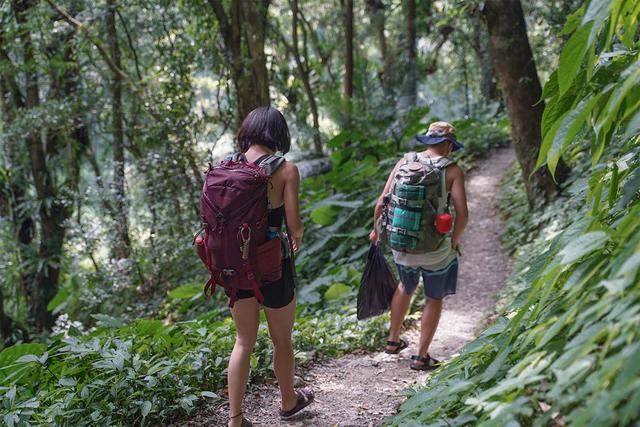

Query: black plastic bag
357 243 398 320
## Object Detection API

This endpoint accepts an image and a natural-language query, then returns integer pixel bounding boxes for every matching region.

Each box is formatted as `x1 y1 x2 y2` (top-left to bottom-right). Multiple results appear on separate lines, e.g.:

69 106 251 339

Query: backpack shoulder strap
258 154 286 176
225 152 246 162
403 152 418 163
436 157 454 214
436 156 455 169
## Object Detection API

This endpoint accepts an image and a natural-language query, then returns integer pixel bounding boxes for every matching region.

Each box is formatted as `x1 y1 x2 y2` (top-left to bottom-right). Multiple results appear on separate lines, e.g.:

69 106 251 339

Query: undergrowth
0 306 388 426
387 1 640 425
0 109 508 426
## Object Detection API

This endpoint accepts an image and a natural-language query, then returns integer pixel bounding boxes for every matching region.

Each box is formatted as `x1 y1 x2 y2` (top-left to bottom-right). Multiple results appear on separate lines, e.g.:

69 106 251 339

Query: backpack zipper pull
239 224 251 260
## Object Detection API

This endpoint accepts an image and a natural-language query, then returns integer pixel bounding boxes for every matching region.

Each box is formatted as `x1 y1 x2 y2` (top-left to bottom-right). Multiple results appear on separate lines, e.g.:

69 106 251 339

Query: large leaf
310 205 339 225
581 0 613 45
0 343 47 379
557 22 593 95
90 314 124 328
540 71 559 101
323 282 351 300
47 287 69 312
547 93 604 175
167 283 202 300
559 231 609 264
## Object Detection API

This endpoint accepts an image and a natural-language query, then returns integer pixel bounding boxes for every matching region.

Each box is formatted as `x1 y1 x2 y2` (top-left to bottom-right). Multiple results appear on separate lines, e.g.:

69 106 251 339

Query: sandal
410 354 441 371
384 339 408 354
228 412 252 427
279 387 314 419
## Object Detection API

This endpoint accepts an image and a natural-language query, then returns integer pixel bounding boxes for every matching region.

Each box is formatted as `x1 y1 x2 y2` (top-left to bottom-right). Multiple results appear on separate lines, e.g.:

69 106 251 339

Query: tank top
254 154 285 229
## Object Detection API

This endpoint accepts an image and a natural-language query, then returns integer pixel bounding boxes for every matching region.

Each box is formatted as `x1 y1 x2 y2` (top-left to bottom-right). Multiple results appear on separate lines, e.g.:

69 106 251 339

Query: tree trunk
483 0 562 205
469 10 500 106
0 289 13 341
342 0 354 127
367 0 391 97
106 0 132 259
402 0 417 108
0 46 36 303
289 0 323 154
15 0 65 330
208 0 270 126
239 0 269 110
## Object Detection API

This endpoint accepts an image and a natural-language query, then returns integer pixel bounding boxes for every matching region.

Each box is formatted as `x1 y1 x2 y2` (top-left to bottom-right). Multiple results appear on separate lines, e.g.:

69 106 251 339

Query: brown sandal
279 387 315 419
384 339 408 354
410 354 441 371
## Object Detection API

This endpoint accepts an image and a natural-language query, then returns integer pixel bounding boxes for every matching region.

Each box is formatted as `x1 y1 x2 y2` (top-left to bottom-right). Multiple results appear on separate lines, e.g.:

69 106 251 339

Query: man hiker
369 121 468 370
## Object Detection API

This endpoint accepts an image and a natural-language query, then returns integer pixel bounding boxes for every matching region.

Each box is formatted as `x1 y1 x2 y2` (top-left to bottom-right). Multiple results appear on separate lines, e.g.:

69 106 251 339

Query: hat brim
416 135 464 151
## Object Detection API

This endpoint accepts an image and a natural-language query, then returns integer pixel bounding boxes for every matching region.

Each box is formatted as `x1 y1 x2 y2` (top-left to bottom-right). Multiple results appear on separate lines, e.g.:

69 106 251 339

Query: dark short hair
237 106 291 154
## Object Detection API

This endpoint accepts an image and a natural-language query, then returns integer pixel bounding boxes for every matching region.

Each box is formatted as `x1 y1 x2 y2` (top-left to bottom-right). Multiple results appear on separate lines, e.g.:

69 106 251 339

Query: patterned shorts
395 258 458 300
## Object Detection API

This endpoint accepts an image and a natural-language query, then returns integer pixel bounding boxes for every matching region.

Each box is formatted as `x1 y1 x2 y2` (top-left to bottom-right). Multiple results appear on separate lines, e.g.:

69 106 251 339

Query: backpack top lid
402 152 453 213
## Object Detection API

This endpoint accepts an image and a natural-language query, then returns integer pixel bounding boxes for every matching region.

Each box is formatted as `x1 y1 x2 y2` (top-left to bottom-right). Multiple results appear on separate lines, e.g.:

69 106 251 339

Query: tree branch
116 9 143 81
45 0 137 92
425 26 453 75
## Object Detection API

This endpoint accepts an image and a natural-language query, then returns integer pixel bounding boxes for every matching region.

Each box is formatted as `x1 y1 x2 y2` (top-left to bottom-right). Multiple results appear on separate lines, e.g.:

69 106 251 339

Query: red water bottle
195 235 207 265
435 213 453 234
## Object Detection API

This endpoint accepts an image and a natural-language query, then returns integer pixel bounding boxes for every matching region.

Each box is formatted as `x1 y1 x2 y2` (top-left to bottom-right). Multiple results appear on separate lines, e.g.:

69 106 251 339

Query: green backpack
379 152 454 254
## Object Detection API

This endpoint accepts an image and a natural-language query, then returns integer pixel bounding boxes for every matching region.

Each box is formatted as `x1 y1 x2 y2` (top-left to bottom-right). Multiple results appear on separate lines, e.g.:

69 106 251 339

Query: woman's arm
369 159 402 243
283 162 303 252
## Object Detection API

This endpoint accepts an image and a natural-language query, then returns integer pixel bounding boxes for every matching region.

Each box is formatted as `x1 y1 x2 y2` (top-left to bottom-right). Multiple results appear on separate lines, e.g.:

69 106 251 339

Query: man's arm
449 165 468 250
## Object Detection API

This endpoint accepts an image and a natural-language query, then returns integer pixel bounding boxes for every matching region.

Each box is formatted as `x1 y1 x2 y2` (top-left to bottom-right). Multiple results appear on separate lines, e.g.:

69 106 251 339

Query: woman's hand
292 234 302 252
369 229 379 244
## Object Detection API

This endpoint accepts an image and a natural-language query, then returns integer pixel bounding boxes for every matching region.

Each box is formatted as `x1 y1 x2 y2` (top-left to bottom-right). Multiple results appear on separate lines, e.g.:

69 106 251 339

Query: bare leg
386 283 413 352
228 298 260 427
416 297 443 360
264 297 298 412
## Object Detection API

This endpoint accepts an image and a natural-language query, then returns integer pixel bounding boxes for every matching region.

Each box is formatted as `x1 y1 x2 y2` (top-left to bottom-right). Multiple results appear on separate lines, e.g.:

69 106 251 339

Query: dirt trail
183 147 516 427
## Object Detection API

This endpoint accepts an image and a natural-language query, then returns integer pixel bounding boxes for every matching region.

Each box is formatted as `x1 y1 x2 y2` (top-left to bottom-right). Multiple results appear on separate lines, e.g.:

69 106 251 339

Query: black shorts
226 258 296 309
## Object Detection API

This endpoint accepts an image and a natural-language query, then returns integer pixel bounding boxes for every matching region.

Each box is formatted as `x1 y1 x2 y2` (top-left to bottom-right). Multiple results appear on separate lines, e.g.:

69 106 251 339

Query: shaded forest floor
180 147 516 427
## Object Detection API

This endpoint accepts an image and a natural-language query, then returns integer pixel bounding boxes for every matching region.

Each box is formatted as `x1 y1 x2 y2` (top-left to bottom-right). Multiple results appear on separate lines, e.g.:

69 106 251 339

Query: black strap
282 208 299 288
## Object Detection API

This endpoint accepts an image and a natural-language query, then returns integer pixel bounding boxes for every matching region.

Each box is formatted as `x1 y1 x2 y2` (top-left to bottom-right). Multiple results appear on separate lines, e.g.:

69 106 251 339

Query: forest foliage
0 0 638 425
389 0 640 425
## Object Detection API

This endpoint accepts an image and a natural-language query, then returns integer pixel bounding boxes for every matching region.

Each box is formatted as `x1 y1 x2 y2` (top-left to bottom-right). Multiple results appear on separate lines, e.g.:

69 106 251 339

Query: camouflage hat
416 121 464 151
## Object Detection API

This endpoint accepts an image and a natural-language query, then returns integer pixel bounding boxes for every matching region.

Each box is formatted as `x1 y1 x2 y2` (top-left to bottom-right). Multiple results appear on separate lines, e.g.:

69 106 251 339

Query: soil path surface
183 147 516 427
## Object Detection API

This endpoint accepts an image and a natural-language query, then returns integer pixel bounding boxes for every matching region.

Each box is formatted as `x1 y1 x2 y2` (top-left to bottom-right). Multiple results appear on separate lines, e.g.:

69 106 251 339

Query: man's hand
369 229 379 244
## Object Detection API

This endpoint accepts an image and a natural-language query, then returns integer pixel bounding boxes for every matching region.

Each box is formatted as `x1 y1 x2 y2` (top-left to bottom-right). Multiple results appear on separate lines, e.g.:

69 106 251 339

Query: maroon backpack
197 153 285 306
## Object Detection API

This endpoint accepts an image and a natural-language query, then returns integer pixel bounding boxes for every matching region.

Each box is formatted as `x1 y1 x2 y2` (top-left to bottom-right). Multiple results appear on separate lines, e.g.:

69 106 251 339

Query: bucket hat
416 121 464 151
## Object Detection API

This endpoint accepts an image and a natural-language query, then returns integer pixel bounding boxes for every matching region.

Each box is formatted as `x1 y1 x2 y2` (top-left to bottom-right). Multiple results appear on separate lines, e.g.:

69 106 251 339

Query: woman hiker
369 121 469 371
224 107 314 427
